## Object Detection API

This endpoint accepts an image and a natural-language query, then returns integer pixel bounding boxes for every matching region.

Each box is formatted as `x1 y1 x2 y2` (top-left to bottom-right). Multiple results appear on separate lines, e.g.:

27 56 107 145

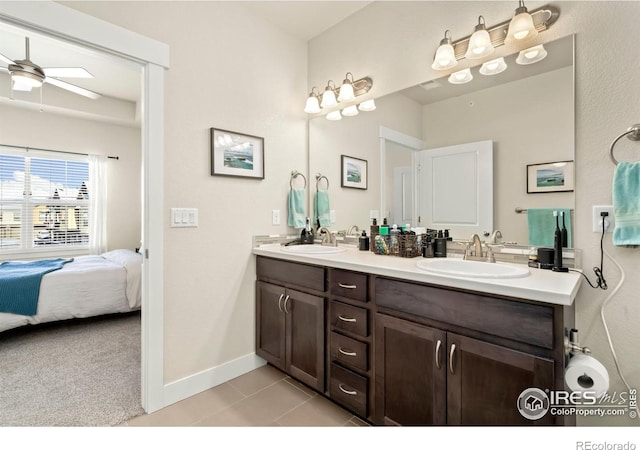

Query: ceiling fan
0 37 101 100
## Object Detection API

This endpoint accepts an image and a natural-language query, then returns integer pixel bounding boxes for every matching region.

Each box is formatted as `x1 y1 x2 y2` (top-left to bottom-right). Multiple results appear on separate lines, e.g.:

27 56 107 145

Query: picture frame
526 160 574 193
210 128 264 179
341 155 368 190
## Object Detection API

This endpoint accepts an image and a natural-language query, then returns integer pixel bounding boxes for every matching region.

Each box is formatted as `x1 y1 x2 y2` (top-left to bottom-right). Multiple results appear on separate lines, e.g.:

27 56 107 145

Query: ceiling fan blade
0 51 16 66
43 67 94 78
45 77 101 100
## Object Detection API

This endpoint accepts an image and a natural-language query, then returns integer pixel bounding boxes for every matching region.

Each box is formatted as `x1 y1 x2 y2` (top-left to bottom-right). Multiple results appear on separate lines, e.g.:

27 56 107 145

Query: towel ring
315 174 329 191
290 170 307 189
609 124 640 165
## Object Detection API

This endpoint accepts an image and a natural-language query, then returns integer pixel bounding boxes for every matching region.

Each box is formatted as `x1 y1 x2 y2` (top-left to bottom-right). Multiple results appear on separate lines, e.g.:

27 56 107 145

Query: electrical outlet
272 209 280 226
592 205 614 232
330 210 336 224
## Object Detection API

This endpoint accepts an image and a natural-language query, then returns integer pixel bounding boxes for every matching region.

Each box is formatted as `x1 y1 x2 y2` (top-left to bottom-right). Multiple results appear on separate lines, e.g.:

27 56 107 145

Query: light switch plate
330 210 336 223
272 209 280 226
592 205 614 233
171 208 198 227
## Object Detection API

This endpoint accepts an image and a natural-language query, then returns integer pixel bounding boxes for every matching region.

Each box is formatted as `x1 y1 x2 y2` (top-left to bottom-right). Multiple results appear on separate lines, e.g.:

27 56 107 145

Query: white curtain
89 154 107 254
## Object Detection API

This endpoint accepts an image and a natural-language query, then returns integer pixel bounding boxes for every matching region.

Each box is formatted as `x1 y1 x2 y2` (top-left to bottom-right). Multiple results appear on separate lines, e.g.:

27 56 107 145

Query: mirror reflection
308 35 574 246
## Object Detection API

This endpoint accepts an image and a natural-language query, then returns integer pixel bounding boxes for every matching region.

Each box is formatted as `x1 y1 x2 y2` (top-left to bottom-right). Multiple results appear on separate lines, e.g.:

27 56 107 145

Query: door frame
0 2 169 413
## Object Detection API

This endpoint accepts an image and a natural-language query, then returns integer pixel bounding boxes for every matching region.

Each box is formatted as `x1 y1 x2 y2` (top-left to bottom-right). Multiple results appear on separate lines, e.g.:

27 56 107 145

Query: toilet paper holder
564 328 591 358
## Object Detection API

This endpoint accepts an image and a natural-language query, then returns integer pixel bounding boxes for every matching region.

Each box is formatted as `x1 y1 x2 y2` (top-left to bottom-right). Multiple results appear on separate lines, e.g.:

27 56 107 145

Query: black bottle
300 217 314 244
422 235 434 258
434 237 447 257
359 230 370 251
561 211 568 248
552 212 568 272
370 218 379 253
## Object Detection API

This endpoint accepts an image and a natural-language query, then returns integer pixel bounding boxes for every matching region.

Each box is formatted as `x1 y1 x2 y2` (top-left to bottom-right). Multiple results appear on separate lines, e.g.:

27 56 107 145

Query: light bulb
321 83 338 108
358 99 376 111
465 16 494 60
448 68 473 84
338 74 355 102
342 105 359 117
326 110 342 121
431 31 457 70
304 94 321 114
506 2 538 43
479 57 507 75
516 44 547 65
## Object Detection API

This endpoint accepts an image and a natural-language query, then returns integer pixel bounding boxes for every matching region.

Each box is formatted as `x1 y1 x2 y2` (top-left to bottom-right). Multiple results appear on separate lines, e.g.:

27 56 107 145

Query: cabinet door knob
338 315 356 323
338 347 357 357
338 384 358 396
338 283 357 289
435 339 442 370
277 293 285 312
449 343 457 375
283 294 291 314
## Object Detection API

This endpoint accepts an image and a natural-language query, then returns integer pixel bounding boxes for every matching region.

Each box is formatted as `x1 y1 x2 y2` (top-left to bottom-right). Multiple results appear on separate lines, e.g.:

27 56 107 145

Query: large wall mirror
308 34 575 246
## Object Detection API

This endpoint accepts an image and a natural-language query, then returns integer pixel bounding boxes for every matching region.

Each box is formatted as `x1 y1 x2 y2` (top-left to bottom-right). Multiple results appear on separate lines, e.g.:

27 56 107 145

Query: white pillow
101 249 142 308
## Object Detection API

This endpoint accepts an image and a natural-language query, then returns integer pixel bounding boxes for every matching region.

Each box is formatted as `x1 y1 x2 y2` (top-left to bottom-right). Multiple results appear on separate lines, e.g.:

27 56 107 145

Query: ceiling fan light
11 72 43 88
358 99 376 112
479 57 507 75
431 31 457 70
506 2 538 43
516 44 547 65
326 110 342 121
465 16 494 60
342 105 359 117
448 68 473 84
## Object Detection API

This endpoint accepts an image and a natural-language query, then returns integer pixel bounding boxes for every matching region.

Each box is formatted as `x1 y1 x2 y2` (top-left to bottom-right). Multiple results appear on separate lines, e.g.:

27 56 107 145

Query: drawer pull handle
338 384 358 396
338 283 357 289
449 343 457 375
338 347 357 357
338 315 356 323
277 293 284 312
435 339 442 370
283 295 291 314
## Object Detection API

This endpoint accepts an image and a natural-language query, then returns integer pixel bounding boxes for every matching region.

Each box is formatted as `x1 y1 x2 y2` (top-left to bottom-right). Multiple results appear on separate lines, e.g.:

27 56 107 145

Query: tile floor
121 364 369 427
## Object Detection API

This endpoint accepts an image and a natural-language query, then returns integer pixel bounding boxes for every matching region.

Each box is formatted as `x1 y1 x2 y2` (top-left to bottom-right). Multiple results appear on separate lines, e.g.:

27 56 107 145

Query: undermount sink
281 244 347 255
416 258 530 279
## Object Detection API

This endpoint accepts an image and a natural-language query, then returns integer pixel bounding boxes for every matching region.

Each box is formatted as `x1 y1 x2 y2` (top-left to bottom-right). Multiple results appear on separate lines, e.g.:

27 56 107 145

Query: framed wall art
210 128 264 179
526 160 574 193
341 155 367 190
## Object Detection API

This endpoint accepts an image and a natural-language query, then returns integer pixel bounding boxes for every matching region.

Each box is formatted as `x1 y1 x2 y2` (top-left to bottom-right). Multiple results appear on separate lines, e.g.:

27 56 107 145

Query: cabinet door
447 333 555 425
374 313 447 425
256 281 286 371
285 288 325 392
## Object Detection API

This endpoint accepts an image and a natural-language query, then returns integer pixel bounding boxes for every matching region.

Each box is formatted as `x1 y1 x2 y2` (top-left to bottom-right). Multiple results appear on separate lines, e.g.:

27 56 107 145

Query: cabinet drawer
330 269 367 302
330 363 368 418
330 331 368 372
330 301 368 337
256 257 325 292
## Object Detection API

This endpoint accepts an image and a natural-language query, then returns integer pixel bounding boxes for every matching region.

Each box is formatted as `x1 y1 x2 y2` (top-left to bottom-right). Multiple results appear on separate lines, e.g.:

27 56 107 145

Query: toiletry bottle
390 224 400 255
370 218 379 253
359 230 370 251
423 235 434 258
434 230 447 257
300 217 314 244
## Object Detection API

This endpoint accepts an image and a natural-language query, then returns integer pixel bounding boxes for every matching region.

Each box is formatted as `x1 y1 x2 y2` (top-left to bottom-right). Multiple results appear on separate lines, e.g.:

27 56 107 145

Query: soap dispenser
300 217 314 244
359 230 370 251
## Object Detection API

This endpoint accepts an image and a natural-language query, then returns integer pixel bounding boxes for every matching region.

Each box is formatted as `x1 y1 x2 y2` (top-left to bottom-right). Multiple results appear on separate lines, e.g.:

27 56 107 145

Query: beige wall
64 1 308 383
0 103 141 252
310 1 640 426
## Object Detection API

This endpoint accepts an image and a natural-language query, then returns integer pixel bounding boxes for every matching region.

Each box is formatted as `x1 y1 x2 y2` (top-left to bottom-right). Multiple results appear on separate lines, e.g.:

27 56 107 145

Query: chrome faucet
346 225 360 236
463 234 484 260
488 230 502 244
318 227 337 246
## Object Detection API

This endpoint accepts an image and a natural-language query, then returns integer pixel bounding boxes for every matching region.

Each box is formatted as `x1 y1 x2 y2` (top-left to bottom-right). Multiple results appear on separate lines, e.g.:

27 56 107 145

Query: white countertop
252 244 583 306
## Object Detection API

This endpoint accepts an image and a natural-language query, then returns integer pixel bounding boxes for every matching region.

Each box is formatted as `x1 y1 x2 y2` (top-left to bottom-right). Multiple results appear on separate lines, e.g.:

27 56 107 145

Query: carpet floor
0 312 144 427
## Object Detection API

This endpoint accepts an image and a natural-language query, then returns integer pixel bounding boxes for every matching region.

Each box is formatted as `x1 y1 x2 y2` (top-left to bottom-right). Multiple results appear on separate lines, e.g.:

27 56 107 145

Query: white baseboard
160 352 267 410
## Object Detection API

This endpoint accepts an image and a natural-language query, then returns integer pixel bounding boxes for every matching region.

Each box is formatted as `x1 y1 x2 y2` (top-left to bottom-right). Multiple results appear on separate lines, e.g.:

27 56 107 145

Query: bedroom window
0 147 101 256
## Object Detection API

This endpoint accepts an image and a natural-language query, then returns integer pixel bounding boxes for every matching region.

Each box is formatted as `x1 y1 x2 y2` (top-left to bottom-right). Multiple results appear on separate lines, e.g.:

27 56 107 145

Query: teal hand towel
314 190 331 228
613 161 640 246
288 188 306 228
527 208 572 248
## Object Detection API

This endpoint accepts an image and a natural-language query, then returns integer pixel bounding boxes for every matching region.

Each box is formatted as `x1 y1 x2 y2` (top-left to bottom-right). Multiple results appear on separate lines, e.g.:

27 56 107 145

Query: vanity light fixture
337 72 356 102
448 68 473 85
479 57 507 75
431 30 457 70
430 4 558 71
304 73 373 114
516 44 547 65
342 105 359 117
358 99 376 111
320 80 338 108
326 110 342 121
465 16 494 59
505 1 538 43
304 87 322 114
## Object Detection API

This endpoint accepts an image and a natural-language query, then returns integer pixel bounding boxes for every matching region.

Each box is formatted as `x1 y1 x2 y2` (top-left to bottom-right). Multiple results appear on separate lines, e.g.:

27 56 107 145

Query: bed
0 249 142 333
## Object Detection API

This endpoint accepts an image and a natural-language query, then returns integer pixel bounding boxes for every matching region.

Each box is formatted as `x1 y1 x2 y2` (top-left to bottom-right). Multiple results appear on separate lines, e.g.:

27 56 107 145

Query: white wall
0 103 141 252
422 66 574 245
309 1 640 426
64 1 308 384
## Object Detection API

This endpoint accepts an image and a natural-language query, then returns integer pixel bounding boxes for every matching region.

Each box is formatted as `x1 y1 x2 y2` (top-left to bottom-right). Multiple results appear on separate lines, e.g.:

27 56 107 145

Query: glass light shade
516 44 547 65
326 110 342 121
304 95 321 113
479 57 507 75
448 68 473 84
505 11 538 43
358 99 376 111
12 73 43 88
321 88 337 108
337 81 355 102
342 105 359 117
464 19 493 60
431 41 457 70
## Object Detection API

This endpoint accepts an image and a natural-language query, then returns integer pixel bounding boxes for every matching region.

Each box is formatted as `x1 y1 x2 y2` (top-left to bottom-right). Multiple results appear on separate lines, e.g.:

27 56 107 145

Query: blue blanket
0 258 73 316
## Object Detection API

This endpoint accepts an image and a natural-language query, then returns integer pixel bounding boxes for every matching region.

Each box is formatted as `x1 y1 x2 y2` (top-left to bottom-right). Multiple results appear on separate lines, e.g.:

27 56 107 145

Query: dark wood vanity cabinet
256 257 325 392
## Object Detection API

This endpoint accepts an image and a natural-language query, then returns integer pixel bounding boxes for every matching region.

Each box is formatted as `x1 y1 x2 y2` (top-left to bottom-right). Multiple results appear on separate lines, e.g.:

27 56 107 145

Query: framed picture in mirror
210 128 264 179
341 155 368 190
527 160 574 193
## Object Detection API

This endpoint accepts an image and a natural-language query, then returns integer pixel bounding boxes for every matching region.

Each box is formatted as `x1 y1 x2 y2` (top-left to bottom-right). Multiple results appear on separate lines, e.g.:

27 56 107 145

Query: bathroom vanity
253 244 581 426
